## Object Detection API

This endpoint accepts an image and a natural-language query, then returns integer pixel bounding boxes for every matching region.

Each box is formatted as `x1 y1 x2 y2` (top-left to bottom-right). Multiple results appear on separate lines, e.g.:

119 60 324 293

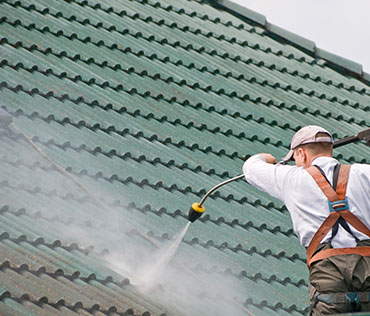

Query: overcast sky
231 0 370 74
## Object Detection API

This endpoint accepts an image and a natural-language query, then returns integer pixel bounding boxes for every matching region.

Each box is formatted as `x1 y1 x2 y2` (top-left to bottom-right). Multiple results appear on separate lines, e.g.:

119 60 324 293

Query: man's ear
296 147 307 163
299 147 312 167
300 148 307 162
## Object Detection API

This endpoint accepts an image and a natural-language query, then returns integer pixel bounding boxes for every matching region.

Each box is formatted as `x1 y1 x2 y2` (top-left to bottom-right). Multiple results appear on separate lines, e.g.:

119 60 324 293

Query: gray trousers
309 240 370 315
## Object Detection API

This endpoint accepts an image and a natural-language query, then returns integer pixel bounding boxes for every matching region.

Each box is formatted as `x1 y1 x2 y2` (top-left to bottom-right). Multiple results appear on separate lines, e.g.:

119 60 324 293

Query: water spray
0 107 160 247
188 128 370 223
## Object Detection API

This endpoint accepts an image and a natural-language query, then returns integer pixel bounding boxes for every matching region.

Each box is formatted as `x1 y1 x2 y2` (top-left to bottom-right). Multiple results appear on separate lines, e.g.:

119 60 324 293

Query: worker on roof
243 125 370 315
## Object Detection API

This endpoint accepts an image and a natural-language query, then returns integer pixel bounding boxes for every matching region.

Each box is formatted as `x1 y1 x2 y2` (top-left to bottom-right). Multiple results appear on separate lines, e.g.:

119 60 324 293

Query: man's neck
308 154 333 167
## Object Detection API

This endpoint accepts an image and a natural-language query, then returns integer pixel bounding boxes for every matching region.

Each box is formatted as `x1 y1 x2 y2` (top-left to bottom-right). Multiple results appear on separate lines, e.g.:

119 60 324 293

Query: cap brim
282 149 294 163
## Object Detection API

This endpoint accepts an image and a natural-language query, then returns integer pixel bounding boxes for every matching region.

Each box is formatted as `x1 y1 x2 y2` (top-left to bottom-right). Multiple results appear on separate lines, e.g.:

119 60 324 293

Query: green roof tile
1 0 369 315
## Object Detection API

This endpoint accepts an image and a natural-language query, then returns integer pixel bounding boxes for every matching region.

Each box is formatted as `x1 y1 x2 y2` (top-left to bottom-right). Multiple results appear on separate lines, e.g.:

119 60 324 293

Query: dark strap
314 291 370 312
331 217 360 243
332 163 341 191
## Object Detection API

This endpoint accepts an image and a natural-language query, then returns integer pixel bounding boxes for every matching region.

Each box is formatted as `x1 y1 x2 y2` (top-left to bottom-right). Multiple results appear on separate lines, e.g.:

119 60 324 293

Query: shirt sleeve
242 154 294 201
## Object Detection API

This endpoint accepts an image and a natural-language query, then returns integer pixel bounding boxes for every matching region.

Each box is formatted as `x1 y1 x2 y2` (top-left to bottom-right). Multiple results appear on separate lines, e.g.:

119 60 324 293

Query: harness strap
307 165 339 201
306 165 370 268
306 211 340 263
310 246 370 266
315 165 358 243
336 164 351 200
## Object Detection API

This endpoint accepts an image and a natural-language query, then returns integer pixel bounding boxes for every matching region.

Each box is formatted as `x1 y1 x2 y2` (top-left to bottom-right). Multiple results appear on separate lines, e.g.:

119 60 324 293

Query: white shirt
243 155 370 248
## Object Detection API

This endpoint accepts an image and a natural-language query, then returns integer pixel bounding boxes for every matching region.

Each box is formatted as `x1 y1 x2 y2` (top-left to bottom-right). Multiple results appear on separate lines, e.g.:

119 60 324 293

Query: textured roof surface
0 0 369 315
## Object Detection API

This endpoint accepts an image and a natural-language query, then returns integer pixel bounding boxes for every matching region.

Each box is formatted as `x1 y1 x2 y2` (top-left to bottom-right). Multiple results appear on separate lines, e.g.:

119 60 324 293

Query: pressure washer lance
188 174 245 222
188 128 370 223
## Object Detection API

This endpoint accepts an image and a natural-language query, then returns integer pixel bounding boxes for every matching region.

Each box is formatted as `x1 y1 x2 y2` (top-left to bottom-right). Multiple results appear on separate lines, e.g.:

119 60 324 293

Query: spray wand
188 174 244 222
188 128 370 223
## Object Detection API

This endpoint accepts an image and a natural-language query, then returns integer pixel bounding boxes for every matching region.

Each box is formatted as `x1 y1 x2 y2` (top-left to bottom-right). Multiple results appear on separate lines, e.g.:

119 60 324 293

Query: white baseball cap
282 125 333 162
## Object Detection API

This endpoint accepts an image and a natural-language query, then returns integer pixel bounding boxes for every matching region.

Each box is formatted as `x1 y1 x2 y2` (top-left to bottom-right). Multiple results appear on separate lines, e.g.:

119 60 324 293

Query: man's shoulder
350 162 370 171
349 163 370 182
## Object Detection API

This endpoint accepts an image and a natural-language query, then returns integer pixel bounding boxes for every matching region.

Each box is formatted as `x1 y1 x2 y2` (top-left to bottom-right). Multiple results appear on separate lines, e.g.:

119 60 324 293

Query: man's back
243 155 370 248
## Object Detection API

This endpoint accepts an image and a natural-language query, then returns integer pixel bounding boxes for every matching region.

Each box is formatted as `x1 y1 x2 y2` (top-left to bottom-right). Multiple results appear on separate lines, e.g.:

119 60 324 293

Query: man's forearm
255 153 277 164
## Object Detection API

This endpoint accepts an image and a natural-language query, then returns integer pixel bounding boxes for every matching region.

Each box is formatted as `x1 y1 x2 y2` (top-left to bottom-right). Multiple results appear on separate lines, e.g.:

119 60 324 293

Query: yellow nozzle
188 203 205 222
191 203 205 213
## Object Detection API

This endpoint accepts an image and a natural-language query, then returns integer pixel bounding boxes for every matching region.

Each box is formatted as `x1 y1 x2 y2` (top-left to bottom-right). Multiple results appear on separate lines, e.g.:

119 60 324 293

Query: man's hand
257 153 277 164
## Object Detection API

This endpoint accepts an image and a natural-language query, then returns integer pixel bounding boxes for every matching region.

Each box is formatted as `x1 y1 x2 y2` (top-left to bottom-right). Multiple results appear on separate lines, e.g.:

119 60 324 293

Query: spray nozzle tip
187 203 205 222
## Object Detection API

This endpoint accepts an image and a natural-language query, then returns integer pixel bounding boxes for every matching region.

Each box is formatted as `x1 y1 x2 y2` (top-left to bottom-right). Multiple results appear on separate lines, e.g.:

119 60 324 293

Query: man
243 125 370 315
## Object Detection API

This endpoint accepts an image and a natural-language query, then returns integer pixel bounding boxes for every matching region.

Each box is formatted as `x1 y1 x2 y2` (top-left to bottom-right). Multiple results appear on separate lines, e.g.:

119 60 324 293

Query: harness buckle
345 292 361 312
328 197 349 212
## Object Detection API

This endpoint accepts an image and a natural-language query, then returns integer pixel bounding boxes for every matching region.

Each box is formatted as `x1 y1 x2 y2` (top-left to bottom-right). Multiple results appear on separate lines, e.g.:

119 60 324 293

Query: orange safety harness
306 164 370 268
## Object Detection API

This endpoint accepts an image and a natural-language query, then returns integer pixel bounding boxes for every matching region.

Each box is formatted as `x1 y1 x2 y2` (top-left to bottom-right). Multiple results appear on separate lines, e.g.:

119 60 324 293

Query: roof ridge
0 264 132 315
3 81 369 162
0 260 130 287
0 144 233 178
0 177 89 203
0 231 94 256
2 31 369 121
195 265 307 288
243 298 307 315
0 89 266 159
0 259 307 315
1 102 241 159
4 0 316 66
2 57 368 133
183 236 305 263
215 0 370 85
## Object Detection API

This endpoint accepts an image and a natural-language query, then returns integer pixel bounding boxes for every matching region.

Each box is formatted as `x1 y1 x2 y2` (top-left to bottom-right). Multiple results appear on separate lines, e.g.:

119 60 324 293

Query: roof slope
0 0 369 315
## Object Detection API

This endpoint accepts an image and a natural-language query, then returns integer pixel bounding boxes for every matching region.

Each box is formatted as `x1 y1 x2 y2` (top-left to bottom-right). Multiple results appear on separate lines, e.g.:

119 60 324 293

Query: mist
56 198 248 316
1 120 250 316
